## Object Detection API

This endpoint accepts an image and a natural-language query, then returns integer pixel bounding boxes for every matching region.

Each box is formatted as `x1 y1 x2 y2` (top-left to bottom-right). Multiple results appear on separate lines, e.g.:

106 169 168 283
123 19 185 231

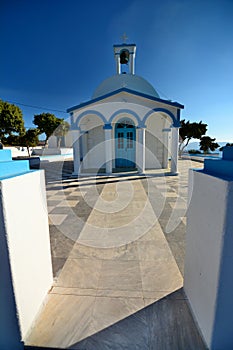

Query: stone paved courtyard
25 159 206 350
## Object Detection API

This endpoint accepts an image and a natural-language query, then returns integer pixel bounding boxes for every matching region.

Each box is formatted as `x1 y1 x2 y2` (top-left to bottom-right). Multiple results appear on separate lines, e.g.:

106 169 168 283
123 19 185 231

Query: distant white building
67 42 183 175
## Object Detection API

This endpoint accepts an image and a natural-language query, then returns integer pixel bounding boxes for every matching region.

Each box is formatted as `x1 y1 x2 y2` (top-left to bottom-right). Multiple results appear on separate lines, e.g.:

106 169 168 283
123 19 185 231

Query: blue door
115 122 136 168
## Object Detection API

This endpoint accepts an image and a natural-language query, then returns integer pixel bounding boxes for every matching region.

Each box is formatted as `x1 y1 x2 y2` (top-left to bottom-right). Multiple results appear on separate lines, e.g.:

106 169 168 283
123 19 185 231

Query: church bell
120 49 129 64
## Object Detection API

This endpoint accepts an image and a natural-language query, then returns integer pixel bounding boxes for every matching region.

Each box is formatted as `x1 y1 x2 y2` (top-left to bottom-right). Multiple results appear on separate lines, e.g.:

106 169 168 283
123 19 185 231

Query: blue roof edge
113 43 136 47
67 88 184 113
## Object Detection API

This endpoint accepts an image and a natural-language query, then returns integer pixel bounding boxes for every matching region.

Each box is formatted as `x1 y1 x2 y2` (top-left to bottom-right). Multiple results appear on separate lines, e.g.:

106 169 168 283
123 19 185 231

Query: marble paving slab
25 173 184 349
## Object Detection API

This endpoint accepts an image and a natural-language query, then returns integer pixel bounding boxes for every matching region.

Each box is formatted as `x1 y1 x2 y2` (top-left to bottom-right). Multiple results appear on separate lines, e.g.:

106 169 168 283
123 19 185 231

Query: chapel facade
67 41 183 175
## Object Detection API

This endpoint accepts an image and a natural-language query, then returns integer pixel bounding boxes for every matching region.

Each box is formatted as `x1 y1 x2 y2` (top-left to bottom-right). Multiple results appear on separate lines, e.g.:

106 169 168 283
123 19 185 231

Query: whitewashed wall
0 170 53 345
83 127 105 170
72 94 178 172
80 115 105 170
185 169 233 349
145 114 170 169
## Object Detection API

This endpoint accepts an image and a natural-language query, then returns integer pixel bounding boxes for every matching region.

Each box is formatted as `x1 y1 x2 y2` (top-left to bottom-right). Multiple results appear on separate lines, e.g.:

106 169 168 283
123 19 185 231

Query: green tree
179 119 207 156
200 136 220 154
4 129 39 156
33 113 63 147
0 99 25 145
20 129 39 156
4 134 20 146
53 120 70 148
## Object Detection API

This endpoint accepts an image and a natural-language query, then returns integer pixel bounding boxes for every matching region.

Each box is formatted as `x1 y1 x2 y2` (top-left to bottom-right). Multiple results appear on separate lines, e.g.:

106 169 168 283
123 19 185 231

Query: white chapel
67 41 183 175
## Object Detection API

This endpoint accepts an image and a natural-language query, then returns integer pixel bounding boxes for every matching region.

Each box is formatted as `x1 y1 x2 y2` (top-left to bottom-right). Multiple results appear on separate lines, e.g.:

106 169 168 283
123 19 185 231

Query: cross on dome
121 33 128 43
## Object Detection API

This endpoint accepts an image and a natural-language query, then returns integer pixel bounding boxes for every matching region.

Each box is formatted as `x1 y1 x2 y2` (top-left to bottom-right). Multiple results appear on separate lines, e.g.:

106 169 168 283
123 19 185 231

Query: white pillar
72 129 80 175
162 128 170 168
115 55 121 74
104 124 112 174
130 53 135 74
171 127 179 174
137 127 145 173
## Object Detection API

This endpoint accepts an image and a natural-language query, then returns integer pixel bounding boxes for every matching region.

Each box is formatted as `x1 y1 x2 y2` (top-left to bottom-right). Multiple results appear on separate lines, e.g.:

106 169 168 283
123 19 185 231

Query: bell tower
113 35 136 75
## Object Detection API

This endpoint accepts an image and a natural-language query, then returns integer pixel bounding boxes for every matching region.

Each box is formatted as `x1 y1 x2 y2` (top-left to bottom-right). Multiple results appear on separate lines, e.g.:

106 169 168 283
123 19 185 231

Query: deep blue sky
1 0 233 141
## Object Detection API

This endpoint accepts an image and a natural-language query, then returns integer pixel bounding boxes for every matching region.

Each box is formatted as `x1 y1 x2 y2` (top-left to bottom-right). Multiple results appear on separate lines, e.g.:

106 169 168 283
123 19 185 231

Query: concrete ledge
204 158 233 179
12 157 40 170
0 149 12 162
0 160 30 178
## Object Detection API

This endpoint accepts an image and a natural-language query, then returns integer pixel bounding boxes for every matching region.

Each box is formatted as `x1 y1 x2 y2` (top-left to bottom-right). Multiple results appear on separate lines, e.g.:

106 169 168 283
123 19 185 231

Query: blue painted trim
171 122 181 128
74 110 107 128
0 150 12 162
109 109 141 125
177 109 181 121
103 124 112 130
0 160 30 178
70 125 81 131
70 113 74 126
113 44 136 48
67 88 184 113
123 89 184 108
204 158 233 179
142 108 180 127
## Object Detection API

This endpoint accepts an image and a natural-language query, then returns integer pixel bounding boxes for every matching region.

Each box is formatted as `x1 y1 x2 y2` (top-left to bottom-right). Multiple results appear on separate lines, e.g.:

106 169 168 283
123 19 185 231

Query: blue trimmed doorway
115 119 136 169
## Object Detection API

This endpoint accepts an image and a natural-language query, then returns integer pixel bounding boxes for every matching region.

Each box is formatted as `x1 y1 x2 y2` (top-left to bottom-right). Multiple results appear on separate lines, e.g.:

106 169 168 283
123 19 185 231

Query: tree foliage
0 99 25 143
199 136 220 154
4 134 20 146
179 119 208 156
53 120 70 148
20 129 39 156
4 128 39 156
33 113 63 147
219 143 233 151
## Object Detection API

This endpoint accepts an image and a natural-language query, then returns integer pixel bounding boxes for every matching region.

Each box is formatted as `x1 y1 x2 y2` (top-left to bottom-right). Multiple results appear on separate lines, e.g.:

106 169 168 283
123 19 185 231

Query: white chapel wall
145 114 170 169
72 94 179 171
78 115 105 170
83 126 105 169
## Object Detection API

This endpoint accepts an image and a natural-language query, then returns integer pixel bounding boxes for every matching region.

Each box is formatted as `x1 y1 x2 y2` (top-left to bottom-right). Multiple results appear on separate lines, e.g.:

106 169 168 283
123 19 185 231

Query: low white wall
4 146 32 157
0 170 53 346
184 169 233 349
33 148 61 155
33 147 73 156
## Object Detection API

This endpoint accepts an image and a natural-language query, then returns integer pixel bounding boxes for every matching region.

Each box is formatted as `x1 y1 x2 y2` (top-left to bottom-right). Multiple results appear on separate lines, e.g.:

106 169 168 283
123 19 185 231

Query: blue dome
92 74 160 99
